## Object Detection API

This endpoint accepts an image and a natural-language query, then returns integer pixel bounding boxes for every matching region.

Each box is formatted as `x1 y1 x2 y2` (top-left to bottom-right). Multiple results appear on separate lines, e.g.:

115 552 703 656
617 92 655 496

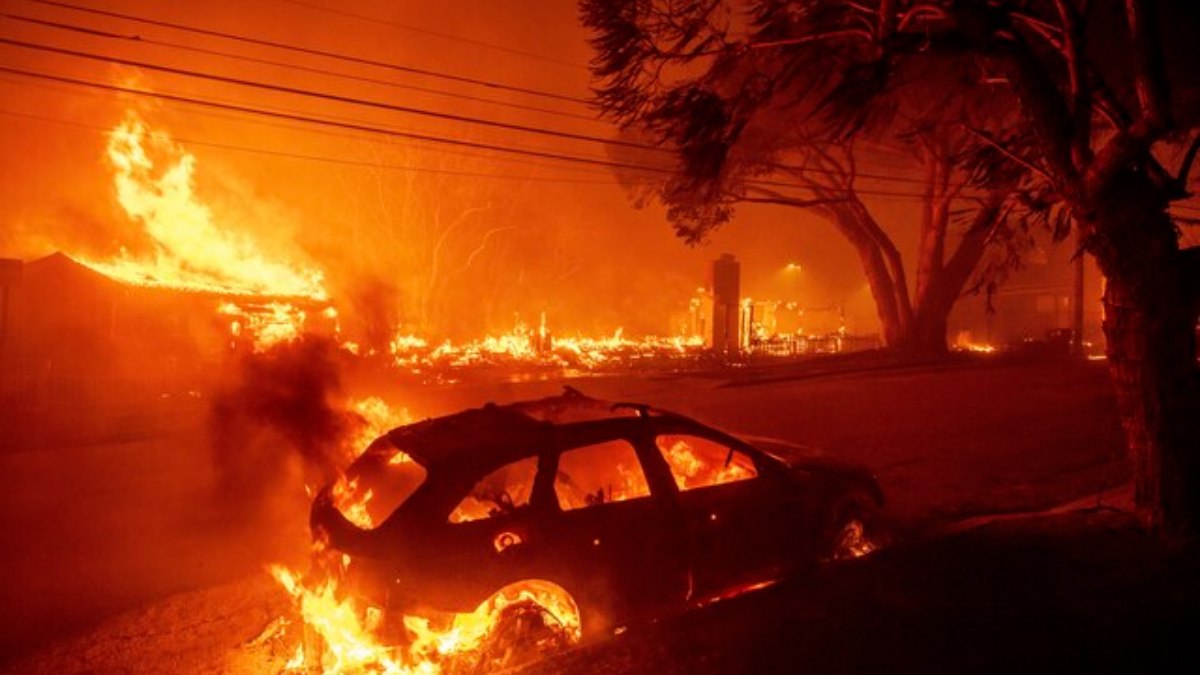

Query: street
0 355 1149 672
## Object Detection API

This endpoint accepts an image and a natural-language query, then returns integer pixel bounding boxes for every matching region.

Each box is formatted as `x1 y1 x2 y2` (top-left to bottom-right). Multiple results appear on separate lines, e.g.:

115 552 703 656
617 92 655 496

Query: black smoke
207 335 362 510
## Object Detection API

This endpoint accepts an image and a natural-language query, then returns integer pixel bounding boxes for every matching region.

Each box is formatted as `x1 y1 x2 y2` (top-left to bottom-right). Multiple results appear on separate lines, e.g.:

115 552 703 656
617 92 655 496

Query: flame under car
310 389 884 642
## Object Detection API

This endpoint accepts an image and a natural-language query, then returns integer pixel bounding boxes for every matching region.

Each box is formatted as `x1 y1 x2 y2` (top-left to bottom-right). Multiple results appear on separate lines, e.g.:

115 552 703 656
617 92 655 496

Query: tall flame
271 559 580 675
81 112 325 300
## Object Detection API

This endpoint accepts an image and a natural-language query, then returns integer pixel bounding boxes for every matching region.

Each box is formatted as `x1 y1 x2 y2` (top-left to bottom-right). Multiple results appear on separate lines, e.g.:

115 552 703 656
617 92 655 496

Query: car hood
742 434 883 502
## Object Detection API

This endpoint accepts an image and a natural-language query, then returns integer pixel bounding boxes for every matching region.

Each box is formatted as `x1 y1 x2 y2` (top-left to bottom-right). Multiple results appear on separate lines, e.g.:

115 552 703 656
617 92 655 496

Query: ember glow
218 301 308 352
347 397 412 466
389 325 706 373
270 553 581 674
952 333 998 354
272 558 579 674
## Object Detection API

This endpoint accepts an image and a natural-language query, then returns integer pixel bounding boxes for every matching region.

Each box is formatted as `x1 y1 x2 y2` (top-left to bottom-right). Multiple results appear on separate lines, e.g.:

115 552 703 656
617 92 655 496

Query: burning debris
386 324 707 376
268 552 581 674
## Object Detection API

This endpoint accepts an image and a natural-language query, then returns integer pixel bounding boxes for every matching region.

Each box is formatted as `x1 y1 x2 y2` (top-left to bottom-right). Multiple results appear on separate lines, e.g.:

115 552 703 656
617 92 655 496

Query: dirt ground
2 354 1161 673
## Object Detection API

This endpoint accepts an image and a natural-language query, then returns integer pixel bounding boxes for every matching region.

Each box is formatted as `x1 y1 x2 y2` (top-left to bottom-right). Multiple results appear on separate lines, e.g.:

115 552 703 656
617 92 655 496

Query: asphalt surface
0 355 1151 672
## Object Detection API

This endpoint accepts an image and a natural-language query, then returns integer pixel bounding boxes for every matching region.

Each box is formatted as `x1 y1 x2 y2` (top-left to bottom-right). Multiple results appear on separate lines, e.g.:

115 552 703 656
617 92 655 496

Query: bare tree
333 141 537 343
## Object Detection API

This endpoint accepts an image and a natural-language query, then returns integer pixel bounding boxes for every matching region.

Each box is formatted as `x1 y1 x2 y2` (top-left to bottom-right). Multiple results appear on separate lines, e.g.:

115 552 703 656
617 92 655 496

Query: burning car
309 387 883 659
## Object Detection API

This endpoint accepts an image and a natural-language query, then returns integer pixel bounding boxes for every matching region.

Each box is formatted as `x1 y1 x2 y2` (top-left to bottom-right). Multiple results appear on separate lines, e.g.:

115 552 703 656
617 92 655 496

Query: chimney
708 254 740 355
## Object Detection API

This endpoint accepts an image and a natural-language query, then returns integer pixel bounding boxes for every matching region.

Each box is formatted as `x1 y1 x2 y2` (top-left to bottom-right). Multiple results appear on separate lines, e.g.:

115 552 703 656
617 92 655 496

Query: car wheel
822 489 883 562
461 580 583 672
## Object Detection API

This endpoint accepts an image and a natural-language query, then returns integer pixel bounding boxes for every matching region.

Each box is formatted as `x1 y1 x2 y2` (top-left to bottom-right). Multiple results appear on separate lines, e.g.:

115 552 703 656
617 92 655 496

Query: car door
652 432 791 599
422 455 549 611
536 435 689 626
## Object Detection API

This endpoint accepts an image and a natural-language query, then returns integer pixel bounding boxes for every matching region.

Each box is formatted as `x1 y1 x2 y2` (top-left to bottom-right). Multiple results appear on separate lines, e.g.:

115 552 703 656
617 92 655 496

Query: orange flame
270 558 580 674
389 325 704 372
79 112 325 300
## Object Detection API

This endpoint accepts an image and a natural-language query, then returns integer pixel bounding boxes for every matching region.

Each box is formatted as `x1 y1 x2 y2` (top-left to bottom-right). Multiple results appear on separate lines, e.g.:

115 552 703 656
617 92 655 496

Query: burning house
0 251 334 416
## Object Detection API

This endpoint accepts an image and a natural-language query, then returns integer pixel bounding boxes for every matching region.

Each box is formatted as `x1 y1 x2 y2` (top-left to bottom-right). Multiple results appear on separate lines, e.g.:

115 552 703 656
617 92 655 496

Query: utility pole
1072 233 1085 357
0 259 22 387
0 259 21 344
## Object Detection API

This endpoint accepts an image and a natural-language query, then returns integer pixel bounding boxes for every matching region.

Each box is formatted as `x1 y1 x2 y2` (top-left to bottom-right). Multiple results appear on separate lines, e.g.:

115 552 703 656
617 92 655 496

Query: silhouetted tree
583 0 1200 533
582 1 1035 354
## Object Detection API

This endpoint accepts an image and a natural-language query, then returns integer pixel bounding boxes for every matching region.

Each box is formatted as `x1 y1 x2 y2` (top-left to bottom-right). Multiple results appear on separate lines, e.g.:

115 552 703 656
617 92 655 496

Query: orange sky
0 0 960 340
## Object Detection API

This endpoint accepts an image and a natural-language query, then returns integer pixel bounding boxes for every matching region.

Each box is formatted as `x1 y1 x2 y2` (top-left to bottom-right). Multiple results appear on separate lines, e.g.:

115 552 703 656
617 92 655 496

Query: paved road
0 356 1128 667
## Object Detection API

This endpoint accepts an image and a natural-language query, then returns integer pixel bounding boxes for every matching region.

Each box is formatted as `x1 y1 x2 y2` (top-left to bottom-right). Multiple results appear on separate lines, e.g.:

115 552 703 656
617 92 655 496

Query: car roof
383 403 547 470
381 388 645 470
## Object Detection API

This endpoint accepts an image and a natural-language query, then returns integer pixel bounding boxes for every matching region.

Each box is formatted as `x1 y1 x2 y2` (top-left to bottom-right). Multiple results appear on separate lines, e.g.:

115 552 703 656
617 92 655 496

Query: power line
0 36 651 153
7 70 982 195
0 31 969 189
0 66 993 203
4 8 980 186
0 65 678 173
0 70 636 178
274 0 585 70
20 0 590 104
0 107 624 184
8 2 968 183
3 11 604 123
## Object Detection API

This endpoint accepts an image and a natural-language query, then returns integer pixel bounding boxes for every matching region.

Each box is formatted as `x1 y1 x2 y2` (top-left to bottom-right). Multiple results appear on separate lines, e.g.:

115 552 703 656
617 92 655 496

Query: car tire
463 580 583 671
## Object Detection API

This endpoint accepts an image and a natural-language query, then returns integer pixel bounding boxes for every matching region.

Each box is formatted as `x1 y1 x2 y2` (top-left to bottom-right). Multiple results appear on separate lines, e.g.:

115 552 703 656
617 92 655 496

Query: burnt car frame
311 389 884 638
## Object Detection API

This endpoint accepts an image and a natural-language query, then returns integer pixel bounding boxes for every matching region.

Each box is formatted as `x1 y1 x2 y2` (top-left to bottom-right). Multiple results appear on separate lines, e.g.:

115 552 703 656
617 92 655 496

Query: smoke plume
207 336 363 509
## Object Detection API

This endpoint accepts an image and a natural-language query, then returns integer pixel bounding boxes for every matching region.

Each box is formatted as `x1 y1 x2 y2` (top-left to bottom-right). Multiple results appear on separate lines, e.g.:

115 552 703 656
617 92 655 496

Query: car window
656 435 757 491
554 439 651 511
449 456 538 523
334 439 427 530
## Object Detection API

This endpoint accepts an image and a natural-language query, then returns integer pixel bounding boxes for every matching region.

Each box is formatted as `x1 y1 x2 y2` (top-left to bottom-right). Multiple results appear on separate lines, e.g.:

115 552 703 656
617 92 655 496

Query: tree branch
1125 0 1172 133
962 123 1054 183
1010 11 1062 42
1054 0 1092 165
742 186 850 209
968 5 1083 198
749 28 875 51
896 3 948 33
942 193 1011 303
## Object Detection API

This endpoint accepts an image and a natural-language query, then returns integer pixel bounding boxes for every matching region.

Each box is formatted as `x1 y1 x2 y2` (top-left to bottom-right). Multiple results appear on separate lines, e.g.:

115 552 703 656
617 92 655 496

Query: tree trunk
1087 172 1200 534
822 201 911 349
856 240 907 348
908 307 951 354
